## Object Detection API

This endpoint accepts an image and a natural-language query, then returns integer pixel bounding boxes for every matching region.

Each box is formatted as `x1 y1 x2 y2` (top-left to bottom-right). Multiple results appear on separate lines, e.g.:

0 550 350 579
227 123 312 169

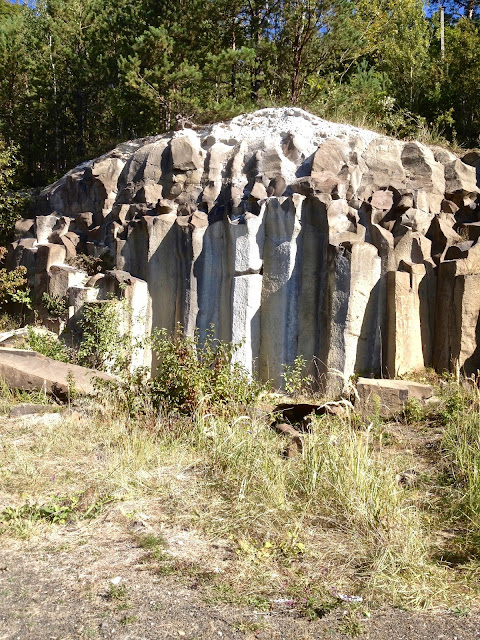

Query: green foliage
0 140 28 243
1 493 114 526
77 299 130 372
282 355 312 396
24 326 74 362
106 582 128 601
150 325 265 414
41 292 67 318
1 499 76 524
68 252 113 276
403 398 428 423
440 382 480 549
0 247 31 311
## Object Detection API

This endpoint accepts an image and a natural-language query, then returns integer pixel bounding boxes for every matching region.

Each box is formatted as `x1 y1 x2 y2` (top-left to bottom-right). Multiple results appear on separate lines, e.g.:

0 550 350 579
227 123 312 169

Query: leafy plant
0 140 29 245
282 355 312 396
68 252 113 276
77 299 131 372
42 292 67 318
0 247 31 311
150 325 266 414
24 326 74 362
1 497 78 524
0 492 115 526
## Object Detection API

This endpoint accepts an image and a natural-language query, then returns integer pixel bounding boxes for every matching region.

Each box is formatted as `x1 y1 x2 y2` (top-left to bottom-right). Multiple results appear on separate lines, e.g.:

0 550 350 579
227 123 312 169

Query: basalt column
260 195 304 387
228 204 266 375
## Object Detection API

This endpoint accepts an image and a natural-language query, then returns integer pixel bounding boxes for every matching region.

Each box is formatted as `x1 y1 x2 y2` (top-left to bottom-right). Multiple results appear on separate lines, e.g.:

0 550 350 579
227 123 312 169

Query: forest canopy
1 0 480 187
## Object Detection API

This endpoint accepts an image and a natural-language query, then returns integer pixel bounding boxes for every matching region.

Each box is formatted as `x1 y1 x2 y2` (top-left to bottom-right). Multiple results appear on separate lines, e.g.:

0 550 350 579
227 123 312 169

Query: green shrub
441 383 480 534
149 326 265 414
0 141 29 246
0 247 31 312
77 299 130 372
42 292 67 318
24 326 74 362
282 355 312 396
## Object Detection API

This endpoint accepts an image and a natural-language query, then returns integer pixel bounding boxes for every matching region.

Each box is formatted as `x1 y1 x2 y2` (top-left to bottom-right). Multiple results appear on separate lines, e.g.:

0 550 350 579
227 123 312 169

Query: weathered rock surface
11 108 480 390
0 349 115 397
356 378 433 417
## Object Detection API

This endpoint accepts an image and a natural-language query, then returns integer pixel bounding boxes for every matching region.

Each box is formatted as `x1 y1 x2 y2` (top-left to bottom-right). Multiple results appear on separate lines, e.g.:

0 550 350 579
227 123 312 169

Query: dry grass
1 379 480 615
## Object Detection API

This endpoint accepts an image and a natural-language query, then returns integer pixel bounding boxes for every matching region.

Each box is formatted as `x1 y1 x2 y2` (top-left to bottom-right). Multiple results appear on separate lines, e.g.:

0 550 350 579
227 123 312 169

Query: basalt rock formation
10 108 480 391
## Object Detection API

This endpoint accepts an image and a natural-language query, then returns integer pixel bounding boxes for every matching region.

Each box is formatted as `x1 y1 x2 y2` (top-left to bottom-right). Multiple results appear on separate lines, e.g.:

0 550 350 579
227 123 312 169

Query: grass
1 376 480 615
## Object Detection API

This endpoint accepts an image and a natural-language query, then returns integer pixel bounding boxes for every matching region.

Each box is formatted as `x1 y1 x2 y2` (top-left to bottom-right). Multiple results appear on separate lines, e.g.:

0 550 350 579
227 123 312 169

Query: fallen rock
0 349 115 398
8 403 56 417
273 422 303 458
356 377 433 417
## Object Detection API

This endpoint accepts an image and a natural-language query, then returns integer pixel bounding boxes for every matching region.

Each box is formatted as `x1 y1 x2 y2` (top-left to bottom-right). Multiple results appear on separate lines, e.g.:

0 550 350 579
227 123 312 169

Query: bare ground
1 513 479 640
2 406 480 639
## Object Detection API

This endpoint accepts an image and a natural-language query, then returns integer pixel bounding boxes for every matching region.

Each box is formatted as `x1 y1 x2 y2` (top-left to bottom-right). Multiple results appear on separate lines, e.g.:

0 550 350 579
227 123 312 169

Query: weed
233 620 266 632
77 299 131 372
440 382 480 547
282 355 313 397
24 326 74 362
106 582 128 601
68 253 113 276
137 533 168 561
339 609 364 637
0 492 115 529
403 398 427 423
1 498 78 524
42 292 67 318
150 325 266 414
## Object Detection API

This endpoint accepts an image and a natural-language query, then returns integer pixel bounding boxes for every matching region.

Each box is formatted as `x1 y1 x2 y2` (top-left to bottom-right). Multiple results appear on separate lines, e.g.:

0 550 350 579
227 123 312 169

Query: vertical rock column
297 197 329 376
434 246 480 375
122 213 179 349
228 204 266 375
386 264 432 376
323 242 381 394
260 195 304 386
195 220 230 344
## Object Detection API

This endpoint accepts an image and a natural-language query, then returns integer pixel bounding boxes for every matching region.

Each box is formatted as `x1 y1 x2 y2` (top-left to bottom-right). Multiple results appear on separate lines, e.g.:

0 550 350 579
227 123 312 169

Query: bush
0 247 31 315
42 292 67 318
149 326 265 414
441 382 480 535
77 299 131 372
24 327 74 362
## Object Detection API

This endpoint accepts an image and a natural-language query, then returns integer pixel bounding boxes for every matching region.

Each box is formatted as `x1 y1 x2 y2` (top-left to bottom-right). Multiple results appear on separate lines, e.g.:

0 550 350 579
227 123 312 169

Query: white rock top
203 107 379 155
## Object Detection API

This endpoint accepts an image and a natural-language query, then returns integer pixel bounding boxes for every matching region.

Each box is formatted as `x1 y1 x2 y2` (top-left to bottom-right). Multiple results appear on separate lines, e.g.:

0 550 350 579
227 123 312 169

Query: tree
0 139 24 244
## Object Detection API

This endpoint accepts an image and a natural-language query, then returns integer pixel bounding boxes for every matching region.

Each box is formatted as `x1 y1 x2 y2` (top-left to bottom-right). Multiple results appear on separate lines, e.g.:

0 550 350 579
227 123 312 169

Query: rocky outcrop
10 108 480 390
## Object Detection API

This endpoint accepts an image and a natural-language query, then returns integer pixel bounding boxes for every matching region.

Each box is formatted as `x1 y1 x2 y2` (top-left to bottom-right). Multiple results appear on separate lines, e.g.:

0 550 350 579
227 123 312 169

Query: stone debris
272 422 303 458
273 401 350 430
9 107 480 390
8 403 54 417
356 377 433 417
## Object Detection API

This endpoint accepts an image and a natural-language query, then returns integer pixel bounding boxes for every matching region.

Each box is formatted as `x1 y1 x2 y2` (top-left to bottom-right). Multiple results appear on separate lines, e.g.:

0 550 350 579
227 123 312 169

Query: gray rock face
11 108 480 390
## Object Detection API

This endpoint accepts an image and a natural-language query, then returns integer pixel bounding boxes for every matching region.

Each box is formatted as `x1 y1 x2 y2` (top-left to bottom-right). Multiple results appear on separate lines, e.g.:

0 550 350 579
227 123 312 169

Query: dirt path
1 519 479 640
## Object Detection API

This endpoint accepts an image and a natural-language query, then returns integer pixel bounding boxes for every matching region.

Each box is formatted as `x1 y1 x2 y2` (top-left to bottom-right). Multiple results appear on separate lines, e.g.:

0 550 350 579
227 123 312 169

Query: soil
0 514 479 640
